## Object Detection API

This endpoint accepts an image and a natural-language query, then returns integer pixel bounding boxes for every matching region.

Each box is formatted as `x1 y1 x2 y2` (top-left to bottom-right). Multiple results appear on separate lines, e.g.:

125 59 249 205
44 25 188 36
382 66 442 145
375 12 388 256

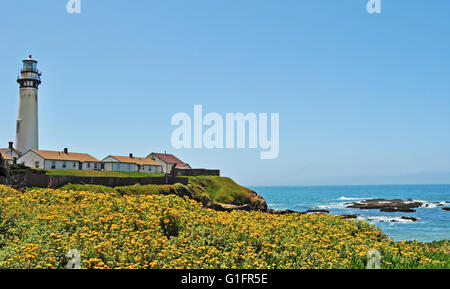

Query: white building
17 148 100 170
147 152 191 174
0 142 21 165
102 154 163 173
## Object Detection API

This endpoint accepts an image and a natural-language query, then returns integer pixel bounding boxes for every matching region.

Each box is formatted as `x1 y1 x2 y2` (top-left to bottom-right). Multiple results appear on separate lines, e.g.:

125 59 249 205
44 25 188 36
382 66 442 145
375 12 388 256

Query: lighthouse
15 55 42 153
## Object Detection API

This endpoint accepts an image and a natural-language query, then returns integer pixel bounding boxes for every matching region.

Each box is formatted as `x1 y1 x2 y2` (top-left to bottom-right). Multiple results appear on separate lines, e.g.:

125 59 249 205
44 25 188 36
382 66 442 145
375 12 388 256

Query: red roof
108 155 161 166
0 149 13 160
149 153 189 168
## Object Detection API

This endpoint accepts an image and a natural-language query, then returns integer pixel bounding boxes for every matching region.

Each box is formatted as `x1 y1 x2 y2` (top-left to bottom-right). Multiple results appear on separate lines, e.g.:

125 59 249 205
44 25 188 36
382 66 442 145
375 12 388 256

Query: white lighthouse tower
15 55 42 153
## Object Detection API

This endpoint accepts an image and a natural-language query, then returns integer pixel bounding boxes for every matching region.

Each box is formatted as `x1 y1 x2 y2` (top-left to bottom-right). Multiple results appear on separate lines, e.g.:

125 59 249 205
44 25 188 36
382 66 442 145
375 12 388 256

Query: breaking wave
361 216 419 223
337 196 370 201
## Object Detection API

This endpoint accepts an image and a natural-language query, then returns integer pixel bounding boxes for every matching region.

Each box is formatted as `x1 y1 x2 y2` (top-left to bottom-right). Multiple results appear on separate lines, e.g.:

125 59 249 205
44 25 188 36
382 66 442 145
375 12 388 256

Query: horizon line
247 183 450 187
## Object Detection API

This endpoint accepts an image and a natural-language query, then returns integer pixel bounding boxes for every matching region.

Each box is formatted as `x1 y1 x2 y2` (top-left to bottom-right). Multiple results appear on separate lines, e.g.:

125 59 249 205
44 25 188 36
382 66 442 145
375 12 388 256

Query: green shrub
114 184 174 196
60 184 118 194
159 210 180 238
9 164 47 176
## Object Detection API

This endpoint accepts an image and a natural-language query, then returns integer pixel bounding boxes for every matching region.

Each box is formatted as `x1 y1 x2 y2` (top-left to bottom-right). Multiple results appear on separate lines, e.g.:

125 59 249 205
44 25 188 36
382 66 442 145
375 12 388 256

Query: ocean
250 184 450 242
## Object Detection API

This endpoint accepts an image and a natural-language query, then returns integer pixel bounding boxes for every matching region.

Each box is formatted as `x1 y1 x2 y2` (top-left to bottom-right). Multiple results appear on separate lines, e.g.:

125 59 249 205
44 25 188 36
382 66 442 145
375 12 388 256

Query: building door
79 163 82 170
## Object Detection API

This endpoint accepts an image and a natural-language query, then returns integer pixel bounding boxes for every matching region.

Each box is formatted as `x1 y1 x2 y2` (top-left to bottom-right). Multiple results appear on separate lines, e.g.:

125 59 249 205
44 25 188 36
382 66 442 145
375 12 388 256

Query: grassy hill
58 176 264 209
188 176 256 205
0 184 447 269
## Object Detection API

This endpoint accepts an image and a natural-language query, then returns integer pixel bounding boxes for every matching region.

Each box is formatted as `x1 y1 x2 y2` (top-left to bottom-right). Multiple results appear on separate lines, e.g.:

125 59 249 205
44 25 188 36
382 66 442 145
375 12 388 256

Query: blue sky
1 1 449 186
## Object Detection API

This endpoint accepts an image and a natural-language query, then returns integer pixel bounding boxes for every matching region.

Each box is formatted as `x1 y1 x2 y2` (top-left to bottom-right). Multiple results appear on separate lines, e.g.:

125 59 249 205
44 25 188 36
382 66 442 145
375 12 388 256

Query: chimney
64 148 68 154
8 142 13 149
129 153 133 159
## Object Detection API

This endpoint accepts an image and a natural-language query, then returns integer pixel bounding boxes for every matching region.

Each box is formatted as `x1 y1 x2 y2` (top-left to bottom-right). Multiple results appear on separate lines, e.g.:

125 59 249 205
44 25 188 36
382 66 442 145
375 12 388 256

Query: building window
35 161 39 168
51 161 56 169
73 162 76 167
149 167 152 172
94 163 97 169
63 162 66 168
87 163 91 168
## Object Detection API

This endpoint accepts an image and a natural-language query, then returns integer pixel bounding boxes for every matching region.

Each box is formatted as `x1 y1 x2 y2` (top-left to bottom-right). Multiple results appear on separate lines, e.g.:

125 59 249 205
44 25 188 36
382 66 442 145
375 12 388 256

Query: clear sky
1 1 449 186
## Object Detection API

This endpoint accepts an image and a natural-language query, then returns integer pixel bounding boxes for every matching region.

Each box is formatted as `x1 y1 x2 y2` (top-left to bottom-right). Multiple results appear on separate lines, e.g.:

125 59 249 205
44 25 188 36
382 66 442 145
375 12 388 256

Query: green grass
58 184 119 194
188 176 255 205
59 176 255 207
60 183 177 197
59 183 213 203
46 170 164 178
416 240 450 268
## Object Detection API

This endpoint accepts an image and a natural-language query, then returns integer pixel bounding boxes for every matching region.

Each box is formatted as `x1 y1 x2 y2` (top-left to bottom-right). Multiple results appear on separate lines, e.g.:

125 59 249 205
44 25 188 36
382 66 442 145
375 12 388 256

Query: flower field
0 185 447 269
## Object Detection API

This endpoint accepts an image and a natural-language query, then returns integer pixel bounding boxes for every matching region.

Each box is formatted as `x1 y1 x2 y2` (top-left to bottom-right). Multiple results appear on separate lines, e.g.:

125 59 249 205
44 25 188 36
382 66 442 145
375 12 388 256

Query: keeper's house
147 152 191 174
0 142 21 165
17 148 100 170
102 154 163 173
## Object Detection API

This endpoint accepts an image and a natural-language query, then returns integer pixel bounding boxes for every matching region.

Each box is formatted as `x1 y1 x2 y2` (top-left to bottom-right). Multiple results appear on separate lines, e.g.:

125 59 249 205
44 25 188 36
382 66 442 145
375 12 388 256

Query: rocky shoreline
215 194 450 223
213 201 361 220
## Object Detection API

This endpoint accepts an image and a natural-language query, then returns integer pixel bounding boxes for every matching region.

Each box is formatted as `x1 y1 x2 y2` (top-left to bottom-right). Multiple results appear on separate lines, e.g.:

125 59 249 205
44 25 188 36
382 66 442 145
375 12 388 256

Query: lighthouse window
24 63 32 71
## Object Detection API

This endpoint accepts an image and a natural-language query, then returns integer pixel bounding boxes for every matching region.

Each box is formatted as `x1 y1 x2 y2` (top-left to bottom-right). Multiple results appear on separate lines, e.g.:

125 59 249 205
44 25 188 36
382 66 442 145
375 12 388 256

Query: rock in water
380 207 416 213
266 209 299 215
339 215 358 219
443 207 450 212
347 199 423 213
305 209 330 214
401 216 419 222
